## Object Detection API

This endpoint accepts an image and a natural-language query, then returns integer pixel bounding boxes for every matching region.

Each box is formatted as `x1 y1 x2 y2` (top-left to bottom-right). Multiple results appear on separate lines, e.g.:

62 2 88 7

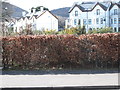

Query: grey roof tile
69 1 119 13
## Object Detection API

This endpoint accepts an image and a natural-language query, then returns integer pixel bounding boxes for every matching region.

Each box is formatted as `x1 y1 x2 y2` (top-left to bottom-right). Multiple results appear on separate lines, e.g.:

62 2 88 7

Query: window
119 27 120 32
68 19 70 23
78 19 81 25
118 18 120 24
89 28 92 30
75 11 78 16
88 19 92 25
74 19 77 25
114 18 117 24
114 27 117 32
114 9 117 15
96 9 100 15
96 18 99 24
111 19 113 24
101 18 103 24
83 19 86 25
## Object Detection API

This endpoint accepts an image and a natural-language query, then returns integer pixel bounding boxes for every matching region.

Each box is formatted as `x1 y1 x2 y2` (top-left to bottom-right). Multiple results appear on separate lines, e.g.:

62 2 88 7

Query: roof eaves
37 10 58 20
109 3 114 10
29 15 34 20
68 4 77 13
116 3 120 8
22 17 25 20
68 4 84 13
33 15 38 19
36 11 46 19
26 16 30 19
99 3 107 11
109 3 120 10
48 11 58 20
92 2 108 11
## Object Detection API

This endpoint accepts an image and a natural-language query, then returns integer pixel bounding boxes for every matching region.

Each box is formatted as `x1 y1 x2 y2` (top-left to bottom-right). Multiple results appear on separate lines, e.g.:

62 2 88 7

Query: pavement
0 71 119 88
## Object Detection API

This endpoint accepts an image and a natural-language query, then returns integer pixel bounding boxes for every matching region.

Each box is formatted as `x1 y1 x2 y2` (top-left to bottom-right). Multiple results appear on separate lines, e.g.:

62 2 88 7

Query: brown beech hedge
2 33 119 70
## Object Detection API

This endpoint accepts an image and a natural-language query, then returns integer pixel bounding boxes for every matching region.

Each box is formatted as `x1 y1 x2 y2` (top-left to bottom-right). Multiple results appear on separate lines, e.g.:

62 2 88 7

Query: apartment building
65 1 120 32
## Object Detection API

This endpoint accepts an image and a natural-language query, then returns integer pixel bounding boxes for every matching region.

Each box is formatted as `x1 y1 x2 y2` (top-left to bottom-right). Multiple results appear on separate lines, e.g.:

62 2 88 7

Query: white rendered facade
110 4 120 32
65 1 120 32
13 8 58 32
35 11 58 31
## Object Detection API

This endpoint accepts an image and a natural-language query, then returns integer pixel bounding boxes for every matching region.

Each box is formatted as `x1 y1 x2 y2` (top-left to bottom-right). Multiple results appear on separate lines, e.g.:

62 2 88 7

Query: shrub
42 29 57 35
2 33 119 70
32 30 43 35
58 26 86 35
88 27 113 34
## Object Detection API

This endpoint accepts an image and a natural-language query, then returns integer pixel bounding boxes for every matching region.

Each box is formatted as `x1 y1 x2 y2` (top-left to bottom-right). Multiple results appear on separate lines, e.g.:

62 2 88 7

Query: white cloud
8 0 119 11
8 0 75 11
8 0 94 11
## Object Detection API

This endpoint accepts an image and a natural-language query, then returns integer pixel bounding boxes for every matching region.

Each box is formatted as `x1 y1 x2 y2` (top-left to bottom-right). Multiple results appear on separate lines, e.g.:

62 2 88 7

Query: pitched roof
69 1 119 13
80 2 97 11
26 16 30 19
108 2 120 10
33 15 38 18
117 3 120 8
97 3 108 11
69 4 84 12
69 2 96 12
28 10 58 20
36 10 58 20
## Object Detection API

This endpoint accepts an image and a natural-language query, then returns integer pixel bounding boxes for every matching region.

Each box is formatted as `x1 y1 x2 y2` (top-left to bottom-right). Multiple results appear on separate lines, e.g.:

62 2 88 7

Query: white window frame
88 19 92 25
96 9 100 15
74 19 77 25
96 18 99 24
75 11 78 16
114 9 117 15
114 18 117 24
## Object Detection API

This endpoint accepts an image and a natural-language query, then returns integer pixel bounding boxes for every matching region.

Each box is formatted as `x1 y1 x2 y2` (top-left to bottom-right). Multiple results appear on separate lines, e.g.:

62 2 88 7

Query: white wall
13 11 58 32
30 16 37 31
92 5 107 28
110 5 120 32
69 6 82 27
36 11 58 31
68 5 107 32
66 3 120 32
13 18 24 32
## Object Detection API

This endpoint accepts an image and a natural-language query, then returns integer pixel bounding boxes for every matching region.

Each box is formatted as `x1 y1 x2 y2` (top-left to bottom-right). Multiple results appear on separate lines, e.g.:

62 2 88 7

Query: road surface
0 73 119 88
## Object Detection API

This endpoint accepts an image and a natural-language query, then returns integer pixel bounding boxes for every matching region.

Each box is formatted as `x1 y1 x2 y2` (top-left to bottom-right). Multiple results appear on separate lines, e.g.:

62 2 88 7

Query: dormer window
96 9 100 15
75 11 78 16
114 9 117 15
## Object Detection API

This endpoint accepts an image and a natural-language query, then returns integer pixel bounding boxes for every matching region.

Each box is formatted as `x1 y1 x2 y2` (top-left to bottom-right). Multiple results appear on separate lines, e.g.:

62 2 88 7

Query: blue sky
7 0 119 11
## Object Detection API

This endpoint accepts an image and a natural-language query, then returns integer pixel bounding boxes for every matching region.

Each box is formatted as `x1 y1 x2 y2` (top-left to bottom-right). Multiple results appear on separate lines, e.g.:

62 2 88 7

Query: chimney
31 7 36 13
40 6 44 11
33 8 36 13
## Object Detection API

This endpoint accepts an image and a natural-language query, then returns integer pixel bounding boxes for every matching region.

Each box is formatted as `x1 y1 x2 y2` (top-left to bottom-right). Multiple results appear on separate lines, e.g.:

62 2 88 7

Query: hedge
2 33 119 70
